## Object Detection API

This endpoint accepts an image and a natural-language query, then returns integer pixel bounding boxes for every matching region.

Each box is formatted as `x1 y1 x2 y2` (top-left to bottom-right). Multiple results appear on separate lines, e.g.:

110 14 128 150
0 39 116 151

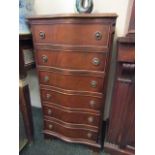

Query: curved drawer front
33 24 110 47
39 71 104 93
43 105 100 127
44 119 98 142
41 88 103 111
36 50 108 71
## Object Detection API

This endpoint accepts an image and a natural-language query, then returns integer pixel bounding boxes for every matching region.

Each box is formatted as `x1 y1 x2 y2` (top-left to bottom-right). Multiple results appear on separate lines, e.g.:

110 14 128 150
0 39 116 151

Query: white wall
32 0 133 118
34 0 131 36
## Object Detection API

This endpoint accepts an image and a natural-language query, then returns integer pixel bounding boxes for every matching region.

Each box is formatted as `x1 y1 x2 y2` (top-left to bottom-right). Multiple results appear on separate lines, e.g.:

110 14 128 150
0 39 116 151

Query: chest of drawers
28 14 117 149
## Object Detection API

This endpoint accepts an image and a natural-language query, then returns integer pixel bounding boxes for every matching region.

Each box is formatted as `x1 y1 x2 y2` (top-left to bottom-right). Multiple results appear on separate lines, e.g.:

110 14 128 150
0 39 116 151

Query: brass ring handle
47 109 52 115
92 57 100 66
87 132 92 138
88 116 94 123
44 76 49 83
95 32 102 40
39 31 45 39
89 100 96 108
46 94 51 100
90 80 97 88
48 124 53 130
42 55 48 63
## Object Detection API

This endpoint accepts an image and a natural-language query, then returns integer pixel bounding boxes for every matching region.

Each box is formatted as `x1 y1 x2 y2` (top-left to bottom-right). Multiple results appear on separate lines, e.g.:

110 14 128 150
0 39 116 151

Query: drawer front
43 105 100 127
39 71 104 93
36 50 108 71
32 24 110 46
44 120 98 142
41 89 103 111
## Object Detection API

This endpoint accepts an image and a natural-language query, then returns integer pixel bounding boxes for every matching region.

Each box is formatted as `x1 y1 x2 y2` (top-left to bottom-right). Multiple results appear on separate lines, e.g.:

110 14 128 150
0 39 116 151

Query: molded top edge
27 13 118 20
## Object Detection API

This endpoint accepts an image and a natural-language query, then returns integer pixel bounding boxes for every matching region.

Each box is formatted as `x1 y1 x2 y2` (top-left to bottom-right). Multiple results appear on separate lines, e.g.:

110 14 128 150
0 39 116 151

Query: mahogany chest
28 14 117 149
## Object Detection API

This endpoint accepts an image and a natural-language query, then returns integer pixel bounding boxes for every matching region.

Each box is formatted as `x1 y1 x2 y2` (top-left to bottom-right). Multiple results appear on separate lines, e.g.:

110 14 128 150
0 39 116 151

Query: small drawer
32 23 110 47
36 50 108 72
43 105 100 127
39 71 104 93
44 119 98 142
41 88 103 111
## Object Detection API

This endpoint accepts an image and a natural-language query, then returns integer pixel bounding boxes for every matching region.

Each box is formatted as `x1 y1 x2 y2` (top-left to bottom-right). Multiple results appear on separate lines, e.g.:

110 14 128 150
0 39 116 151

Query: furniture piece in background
19 34 35 72
104 37 135 155
19 0 35 72
19 34 34 151
19 80 34 147
104 1 135 154
28 13 117 150
19 109 28 151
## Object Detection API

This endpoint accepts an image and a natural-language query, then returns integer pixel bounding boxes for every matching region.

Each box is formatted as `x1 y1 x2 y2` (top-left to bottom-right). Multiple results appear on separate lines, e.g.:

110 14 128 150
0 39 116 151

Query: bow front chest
28 14 117 149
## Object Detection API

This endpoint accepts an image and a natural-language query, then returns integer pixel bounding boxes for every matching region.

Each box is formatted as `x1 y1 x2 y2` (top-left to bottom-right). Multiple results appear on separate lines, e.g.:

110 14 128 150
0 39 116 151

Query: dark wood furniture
104 1 135 154
19 34 34 150
104 37 135 155
28 14 117 149
19 80 34 144
19 34 35 73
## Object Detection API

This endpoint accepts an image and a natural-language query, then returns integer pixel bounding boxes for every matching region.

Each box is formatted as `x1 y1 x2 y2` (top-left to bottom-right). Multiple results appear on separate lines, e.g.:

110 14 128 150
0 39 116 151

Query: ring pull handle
88 116 94 123
44 76 49 83
47 109 52 115
42 55 48 63
92 57 100 66
90 80 97 88
89 100 96 108
46 94 51 100
87 132 92 138
95 31 102 40
39 31 45 39
48 124 53 130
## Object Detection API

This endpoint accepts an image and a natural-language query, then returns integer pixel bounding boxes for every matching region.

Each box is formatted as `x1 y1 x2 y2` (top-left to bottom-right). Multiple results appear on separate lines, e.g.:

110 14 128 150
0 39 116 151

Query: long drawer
39 70 104 93
36 50 108 71
44 119 98 142
40 88 103 111
32 23 110 47
43 104 100 127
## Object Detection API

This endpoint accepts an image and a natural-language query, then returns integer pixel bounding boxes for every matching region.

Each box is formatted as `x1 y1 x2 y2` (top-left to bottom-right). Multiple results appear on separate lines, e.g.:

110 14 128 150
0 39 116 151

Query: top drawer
32 23 111 47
